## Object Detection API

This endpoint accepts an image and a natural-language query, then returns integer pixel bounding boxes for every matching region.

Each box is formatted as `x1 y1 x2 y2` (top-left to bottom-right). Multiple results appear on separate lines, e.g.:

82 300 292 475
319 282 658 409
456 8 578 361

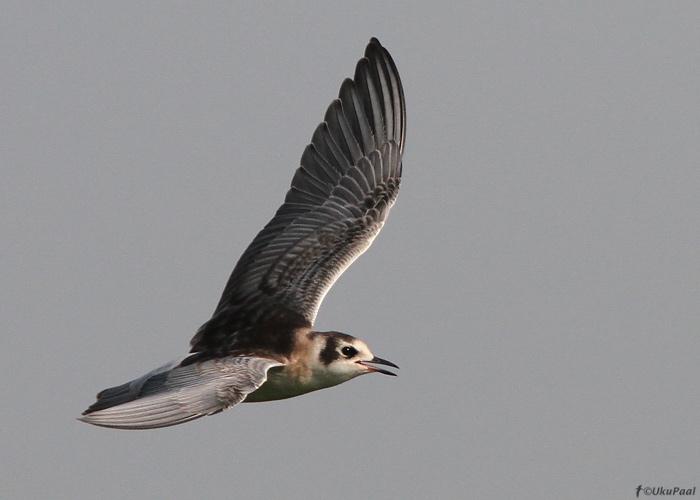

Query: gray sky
3 2 699 499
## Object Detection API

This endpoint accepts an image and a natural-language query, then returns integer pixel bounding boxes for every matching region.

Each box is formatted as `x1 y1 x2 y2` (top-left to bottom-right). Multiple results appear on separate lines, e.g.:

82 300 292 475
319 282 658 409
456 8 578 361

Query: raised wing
190 38 405 353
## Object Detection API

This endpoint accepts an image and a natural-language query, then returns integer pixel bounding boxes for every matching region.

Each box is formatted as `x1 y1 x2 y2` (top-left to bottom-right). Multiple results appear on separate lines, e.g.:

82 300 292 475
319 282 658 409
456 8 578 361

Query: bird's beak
358 356 399 376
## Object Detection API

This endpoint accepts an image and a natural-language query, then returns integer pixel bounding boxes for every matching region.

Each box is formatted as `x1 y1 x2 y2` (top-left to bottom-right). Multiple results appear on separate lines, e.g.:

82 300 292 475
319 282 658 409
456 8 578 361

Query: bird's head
316 332 398 380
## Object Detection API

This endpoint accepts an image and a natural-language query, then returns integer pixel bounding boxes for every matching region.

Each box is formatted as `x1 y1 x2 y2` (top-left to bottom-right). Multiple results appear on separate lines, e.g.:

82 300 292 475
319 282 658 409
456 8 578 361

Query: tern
80 38 405 429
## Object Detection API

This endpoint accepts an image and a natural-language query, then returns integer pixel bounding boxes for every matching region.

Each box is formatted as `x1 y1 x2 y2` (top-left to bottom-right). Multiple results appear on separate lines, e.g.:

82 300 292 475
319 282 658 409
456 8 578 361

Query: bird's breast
242 362 345 403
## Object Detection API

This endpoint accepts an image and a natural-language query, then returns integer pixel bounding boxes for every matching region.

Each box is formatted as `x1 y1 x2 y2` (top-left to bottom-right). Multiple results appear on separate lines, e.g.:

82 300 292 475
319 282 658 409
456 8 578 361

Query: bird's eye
341 346 358 357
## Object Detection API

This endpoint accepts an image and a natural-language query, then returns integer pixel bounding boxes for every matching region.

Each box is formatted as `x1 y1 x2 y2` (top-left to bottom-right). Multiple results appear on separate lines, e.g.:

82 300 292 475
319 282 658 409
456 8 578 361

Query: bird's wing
190 38 405 353
79 356 282 430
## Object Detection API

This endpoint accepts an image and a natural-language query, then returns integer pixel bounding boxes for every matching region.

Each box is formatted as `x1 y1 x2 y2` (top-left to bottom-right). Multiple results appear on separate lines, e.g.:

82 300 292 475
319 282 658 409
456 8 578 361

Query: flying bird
80 38 405 429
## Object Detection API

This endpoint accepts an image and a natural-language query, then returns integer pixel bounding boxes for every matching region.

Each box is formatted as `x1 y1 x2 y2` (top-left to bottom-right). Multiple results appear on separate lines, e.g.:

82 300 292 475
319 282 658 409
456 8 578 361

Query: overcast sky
3 2 700 499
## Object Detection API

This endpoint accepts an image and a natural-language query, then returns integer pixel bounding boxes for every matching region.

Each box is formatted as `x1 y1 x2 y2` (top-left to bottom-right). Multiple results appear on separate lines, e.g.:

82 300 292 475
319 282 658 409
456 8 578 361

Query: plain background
2 2 699 499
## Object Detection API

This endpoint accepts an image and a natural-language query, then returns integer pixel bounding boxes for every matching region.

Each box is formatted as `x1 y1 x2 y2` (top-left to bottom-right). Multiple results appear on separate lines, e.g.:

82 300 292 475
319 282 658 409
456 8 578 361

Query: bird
79 37 405 430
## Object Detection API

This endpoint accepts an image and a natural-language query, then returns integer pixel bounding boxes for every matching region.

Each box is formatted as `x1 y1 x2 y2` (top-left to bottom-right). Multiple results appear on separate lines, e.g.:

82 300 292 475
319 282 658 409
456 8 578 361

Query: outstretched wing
79 356 282 429
190 38 405 353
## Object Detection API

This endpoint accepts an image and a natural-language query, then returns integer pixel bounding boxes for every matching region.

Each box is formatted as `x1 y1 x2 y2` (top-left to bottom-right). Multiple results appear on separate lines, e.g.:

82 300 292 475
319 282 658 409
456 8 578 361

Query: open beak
357 356 399 376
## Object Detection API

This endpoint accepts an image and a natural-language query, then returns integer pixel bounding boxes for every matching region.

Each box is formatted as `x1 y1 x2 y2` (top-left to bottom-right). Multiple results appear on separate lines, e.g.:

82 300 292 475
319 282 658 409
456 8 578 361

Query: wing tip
77 402 206 430
367 37 382 51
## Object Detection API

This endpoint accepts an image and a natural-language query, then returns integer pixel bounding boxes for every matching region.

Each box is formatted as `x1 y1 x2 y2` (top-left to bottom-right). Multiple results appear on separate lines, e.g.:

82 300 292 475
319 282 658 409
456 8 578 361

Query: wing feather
79 357 282 430
190 38 405 354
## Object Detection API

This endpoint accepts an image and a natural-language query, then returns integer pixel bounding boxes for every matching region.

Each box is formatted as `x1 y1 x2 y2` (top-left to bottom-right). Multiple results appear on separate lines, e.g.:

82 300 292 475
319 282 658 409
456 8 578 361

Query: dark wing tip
358 37 406 155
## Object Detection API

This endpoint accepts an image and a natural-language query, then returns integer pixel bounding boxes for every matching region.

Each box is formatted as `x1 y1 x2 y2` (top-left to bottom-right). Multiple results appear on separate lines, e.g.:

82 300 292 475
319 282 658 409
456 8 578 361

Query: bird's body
80 38 405 430
242 329 394 403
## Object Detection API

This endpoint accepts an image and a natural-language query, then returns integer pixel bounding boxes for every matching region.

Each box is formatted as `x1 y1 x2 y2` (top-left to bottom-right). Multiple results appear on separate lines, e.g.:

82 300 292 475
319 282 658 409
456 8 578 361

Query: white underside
243 365 364 403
